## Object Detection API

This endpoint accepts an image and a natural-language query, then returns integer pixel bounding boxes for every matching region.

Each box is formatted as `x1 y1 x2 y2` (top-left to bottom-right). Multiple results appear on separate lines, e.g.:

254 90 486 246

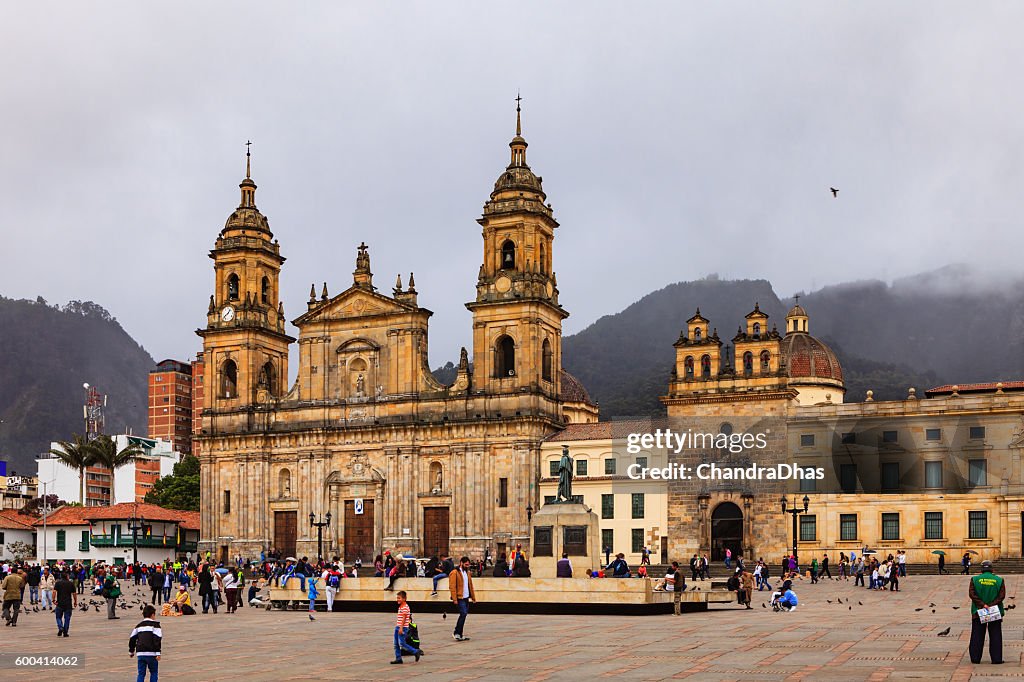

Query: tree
49 435 97 505
145 454 200 511
19 494 64 516
89 435 144 505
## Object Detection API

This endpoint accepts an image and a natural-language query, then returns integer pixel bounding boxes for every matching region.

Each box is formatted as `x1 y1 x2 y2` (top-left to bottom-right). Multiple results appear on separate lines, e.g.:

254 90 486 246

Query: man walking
2 568 26 627
53 570 77 637
149 566 164 606
390 591 424 664
449 556 476 641
129 604 162 682
969 560 1005 665
669 561 685 616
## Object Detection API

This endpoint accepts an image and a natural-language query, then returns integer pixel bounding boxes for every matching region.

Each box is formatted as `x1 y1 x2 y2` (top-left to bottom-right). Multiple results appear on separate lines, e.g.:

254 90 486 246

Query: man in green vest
969 560 1005 664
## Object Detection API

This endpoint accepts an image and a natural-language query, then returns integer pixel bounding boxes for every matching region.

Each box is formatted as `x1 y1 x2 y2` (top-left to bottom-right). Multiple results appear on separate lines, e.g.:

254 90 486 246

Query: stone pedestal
529 502 601 578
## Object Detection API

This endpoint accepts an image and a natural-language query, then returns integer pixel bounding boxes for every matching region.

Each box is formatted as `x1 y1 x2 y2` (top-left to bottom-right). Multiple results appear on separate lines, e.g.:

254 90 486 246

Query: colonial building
195 105 596 563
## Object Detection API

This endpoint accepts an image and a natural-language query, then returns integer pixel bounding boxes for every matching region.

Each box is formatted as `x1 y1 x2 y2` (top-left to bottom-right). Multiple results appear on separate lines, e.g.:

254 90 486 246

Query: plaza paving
1 574 1022 680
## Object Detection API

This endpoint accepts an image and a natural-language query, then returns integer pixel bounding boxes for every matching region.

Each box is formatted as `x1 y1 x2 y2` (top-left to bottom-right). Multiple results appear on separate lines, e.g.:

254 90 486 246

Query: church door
423 507 450 557
274 511 297 559
344 499 374 562
710 502 743 561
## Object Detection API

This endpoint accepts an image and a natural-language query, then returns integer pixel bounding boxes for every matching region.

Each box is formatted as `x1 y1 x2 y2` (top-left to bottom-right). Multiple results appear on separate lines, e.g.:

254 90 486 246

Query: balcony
90 534 181 549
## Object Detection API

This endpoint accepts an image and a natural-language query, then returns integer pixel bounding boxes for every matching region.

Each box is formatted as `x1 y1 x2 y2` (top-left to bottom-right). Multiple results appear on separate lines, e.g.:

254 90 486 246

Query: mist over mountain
561 265 1024 417
0 297 152 474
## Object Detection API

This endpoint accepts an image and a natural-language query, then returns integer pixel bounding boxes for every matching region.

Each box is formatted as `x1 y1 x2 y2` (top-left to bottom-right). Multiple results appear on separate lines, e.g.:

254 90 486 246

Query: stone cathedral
195 107 598 563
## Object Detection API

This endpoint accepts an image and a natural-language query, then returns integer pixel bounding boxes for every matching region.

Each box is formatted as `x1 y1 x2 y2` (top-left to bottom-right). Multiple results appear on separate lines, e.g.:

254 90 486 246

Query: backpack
104 577 121 599
327 571 341 588
405 622 421 649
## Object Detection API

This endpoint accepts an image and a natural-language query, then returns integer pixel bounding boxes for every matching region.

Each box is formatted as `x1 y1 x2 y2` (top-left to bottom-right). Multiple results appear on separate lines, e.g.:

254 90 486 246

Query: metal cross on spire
515 92 522 136
245 140 252 178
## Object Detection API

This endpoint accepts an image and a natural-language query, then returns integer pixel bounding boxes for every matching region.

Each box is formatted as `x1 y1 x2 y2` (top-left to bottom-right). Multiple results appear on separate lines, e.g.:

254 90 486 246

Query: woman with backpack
322 563 343 612
102 573 121 620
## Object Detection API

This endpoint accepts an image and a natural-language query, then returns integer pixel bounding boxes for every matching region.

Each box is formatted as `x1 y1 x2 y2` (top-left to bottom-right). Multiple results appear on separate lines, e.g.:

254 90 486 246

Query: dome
559 369 595 406
492 164 546 199
780 333 844 384
787 304 807 318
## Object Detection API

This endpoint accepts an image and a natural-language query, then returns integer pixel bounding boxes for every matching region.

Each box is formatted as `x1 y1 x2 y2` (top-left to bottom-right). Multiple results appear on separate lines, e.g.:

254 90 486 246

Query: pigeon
952 606 960 610
827 600 832 604
1008 604 1017 610
937 627 951 637
33 607 39 613
848 606 852 611
858 601 863 606
762 603 767 608
929 603 935 607
442 612 447 620
309 614 315 621
837 598 842 604
830 187 839 197
915 608 923 612
932 609 936 614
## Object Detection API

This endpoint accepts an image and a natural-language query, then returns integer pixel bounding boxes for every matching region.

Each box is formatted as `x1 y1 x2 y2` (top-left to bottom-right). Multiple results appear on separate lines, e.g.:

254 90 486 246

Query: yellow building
195 105 596 563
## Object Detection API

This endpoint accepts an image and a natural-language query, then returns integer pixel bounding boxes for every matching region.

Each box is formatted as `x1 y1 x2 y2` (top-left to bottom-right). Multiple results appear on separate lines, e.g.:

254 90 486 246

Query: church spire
509 93 528 167
239 140 257 208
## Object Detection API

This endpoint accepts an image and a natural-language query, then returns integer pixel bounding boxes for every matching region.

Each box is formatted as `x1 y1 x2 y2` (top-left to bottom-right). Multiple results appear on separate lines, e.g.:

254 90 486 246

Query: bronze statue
556 445 573 502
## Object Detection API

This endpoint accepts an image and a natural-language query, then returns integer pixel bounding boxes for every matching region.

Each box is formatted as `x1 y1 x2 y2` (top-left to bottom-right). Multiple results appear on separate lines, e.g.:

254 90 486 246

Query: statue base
528 502 601 578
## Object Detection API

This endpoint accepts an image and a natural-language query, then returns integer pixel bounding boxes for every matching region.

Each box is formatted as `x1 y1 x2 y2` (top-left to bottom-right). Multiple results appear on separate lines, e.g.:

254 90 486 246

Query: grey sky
2 2 1022 375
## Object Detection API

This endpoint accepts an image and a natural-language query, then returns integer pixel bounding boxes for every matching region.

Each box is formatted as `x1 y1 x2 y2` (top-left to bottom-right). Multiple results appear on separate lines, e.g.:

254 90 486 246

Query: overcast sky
2 2 1022 375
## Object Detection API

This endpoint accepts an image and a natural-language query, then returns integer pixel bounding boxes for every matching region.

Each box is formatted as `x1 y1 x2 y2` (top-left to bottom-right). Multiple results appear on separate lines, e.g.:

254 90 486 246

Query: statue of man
356 373 365 396
557 445 573 502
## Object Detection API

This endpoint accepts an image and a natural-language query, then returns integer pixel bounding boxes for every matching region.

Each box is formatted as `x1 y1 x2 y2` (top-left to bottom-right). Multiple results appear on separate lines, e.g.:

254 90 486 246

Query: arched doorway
711 502 743 561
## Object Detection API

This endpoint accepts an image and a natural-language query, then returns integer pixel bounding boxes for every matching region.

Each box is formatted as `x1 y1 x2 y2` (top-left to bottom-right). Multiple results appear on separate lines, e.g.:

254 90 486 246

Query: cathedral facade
194 108 597 563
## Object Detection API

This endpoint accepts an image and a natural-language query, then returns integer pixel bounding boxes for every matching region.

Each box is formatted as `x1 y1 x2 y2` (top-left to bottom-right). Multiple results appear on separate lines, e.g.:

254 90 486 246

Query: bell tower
197 143 294 410
466 97 568 397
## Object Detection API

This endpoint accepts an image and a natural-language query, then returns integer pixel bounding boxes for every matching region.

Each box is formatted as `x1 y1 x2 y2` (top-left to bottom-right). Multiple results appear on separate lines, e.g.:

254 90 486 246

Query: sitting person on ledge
607 553 631 578
492 554 509 578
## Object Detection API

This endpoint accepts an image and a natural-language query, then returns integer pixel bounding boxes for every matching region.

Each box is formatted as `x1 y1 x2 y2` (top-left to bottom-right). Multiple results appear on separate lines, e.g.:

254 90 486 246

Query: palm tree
89 435 144 506
49 435 96 505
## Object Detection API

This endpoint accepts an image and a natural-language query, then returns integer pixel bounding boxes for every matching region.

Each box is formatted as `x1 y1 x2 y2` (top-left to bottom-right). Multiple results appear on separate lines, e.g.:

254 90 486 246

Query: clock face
495 275 512 293
221 306 235 322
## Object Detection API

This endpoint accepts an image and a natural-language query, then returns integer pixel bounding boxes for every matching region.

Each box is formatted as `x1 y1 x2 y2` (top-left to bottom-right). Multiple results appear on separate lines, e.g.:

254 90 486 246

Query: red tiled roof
559 370 596 406
0 509 37 530
33 503 197 527
544 417 661 442
926 381 1024 397
178 511 200 530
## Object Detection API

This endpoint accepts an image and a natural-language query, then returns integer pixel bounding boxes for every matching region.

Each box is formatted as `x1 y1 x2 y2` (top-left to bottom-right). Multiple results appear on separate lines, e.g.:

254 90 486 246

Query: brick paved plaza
2 574 1022 680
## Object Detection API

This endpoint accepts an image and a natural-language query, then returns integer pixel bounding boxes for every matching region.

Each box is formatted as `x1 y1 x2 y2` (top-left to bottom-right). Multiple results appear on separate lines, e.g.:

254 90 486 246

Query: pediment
292 286 417 325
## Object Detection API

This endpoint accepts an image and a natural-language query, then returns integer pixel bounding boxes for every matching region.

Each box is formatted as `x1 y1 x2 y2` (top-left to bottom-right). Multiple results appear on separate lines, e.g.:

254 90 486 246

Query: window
693 327 702 341
881 513 900 540
881 462 899 490
969 511 988 539
969 426 986 440
500 239 516 270
261 276 270 304
800 434 815 447
631 493 645 519
576 459 588 477
969 459 987 487
841 432 856 444
799 467 817 492
496 335 515 378
760 350 771 372
221 359 238 399
925 461 943 488
840 514 857 541
601 529 614 553
799 515 816 541
227 273 239 301
636 456 647 469
882 430 898 444
631 529 644 553
549 460 559 477
753 322 761 336
542 339 553 382
223 490 231 514
684 356 694 378
924 512 943 539
840 464 857 493
604 459 616 475
601 494 614 519
498 478 508 507
743 352 753 376
0 532 4 544
925 428 941 441
56 529 66 552
701 355 711 379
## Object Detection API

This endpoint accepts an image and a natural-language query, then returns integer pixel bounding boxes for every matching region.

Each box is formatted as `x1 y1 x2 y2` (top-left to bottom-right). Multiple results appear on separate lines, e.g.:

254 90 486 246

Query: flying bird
937 627 951 637
830 187 839 197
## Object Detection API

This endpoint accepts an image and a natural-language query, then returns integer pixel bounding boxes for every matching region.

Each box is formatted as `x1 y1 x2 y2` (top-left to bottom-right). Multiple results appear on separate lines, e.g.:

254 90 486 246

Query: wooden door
274 511 297 558
423 507 450 557
344 499 374 562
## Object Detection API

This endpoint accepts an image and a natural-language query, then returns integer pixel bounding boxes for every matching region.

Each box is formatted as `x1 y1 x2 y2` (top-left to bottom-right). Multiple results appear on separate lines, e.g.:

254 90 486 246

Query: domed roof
560 369 596 406
787 304 807 318
492 164 546 199
780 333 844 384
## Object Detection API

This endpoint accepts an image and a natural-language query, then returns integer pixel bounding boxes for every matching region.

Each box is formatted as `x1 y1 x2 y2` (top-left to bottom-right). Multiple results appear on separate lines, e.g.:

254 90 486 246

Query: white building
33 502 199 566
0 509 37 561
38 435 181 506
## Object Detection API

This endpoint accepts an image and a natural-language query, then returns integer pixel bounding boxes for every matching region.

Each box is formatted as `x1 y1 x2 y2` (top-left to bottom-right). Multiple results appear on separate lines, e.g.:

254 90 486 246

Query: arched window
753 322 761 336
221 359 238 399
539 243 547 274
278 468 291 498
792 320 798 332
701 354 712 379
496 335 516 377
261 276 270 305
227 274 240 301
258 361 276 394
500 240 516 270
694 327 702 341
743 352 753 376
760 350 771 373
542 338 553 382
684 356 695 378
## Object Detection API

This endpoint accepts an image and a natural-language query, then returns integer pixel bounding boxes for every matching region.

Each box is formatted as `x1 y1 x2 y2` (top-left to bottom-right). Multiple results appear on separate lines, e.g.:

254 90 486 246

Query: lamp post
309 512 331 562
526 504 533 523
127 513 146 566
780 494 810 564
40 478 55 565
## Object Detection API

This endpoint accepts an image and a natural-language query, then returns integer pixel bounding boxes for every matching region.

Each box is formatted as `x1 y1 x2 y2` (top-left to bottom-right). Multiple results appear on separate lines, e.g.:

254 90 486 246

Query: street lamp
309 512 331 562
526 504 533 523
127 513 146 566
780 494 810 565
